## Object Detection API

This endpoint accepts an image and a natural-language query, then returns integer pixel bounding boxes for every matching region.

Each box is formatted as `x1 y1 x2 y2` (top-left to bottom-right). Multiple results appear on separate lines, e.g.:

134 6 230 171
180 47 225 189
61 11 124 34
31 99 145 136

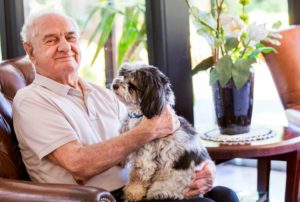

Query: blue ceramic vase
212 72 254 135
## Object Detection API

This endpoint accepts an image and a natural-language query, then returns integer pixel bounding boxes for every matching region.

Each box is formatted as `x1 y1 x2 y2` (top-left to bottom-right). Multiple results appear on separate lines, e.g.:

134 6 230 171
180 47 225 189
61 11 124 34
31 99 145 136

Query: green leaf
81 7 99 32
190 7 216 32
215 55 233 87
190 7 218 46
268 32 282 39
87 8 117 47
209 68 218 85
119 23 146 66
196 27 217 46
249 46 277 58
117 7 140 65
225 37 239 52
191 56 215 75
272 21 282 29
264 37 281 46
90 12 116 66
232 58 255 89
255 43 264 49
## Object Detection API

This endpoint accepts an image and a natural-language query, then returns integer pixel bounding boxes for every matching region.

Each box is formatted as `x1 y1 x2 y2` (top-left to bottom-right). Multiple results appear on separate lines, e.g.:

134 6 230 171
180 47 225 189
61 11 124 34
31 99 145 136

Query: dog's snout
112 83 119 90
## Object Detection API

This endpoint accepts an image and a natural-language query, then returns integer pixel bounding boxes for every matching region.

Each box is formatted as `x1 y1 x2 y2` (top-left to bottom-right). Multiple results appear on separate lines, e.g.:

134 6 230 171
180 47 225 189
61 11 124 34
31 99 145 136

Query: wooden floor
215 160 286 202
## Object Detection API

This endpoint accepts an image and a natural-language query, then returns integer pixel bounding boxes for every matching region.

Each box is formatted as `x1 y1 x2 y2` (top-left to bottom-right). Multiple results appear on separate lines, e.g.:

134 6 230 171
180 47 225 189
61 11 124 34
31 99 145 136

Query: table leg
285 150 300 202
257 158 271 201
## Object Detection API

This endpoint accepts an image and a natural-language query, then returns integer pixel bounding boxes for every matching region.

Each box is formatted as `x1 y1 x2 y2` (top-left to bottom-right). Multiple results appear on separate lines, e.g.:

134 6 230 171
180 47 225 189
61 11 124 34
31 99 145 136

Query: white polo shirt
13 74 129 191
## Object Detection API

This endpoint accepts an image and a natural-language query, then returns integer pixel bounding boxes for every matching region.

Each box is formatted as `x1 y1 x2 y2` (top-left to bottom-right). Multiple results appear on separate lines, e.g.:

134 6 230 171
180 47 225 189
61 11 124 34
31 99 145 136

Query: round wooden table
200 124 300 202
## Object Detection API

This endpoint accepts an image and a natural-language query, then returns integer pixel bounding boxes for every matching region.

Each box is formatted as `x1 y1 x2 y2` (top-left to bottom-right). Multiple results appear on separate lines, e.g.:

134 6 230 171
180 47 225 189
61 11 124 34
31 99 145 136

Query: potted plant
186 0 281 134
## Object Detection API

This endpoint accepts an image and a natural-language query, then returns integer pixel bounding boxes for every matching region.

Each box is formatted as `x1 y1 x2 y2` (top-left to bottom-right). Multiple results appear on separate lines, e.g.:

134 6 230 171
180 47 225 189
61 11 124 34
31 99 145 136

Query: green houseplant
186 0 281 134
82 1 146 67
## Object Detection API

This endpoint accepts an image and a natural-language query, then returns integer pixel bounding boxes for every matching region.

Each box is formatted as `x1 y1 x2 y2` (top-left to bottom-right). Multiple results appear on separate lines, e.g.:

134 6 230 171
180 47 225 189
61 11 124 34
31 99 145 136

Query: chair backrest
0 56 35 180
264 25 300 110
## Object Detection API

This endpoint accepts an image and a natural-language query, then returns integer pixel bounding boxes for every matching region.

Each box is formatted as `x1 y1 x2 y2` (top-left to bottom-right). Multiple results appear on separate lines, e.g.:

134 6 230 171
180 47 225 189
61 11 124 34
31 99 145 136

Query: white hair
20 9 80 43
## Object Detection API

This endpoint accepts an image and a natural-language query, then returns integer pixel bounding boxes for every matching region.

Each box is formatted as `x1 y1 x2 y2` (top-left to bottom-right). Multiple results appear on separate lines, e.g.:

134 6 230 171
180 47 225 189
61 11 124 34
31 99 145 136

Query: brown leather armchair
0 57 115 202
263 25 300 110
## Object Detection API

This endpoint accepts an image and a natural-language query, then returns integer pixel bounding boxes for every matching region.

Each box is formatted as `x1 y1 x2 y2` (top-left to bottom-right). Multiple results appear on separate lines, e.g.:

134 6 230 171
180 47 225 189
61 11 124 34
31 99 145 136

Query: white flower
246 23 269 42
220 14 244 38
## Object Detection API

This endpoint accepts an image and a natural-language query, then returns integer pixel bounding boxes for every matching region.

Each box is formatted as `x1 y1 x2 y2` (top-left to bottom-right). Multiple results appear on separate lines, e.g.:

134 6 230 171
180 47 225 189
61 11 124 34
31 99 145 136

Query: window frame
0 0 25 59
146 0 194 123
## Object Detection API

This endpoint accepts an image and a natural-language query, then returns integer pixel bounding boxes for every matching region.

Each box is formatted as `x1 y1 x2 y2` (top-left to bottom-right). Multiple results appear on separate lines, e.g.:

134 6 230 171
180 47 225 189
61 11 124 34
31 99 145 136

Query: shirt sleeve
13 95 77 160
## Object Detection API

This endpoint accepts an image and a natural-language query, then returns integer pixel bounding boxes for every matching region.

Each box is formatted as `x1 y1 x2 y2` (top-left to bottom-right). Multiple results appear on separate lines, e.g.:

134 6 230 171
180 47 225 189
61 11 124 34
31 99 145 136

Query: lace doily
200 127 277 145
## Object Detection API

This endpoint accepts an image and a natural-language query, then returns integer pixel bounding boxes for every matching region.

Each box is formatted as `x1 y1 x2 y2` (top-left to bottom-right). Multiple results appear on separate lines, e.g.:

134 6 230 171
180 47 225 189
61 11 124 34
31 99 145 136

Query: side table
200 125 300 202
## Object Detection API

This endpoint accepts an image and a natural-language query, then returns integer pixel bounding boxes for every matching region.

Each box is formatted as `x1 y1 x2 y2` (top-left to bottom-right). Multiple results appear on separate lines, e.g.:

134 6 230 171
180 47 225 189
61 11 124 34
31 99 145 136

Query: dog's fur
112 63 211 201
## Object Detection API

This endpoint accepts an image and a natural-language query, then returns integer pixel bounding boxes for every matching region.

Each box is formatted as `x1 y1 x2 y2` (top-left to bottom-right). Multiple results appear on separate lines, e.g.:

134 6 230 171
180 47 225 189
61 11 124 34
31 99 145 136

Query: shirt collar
33 74 93 97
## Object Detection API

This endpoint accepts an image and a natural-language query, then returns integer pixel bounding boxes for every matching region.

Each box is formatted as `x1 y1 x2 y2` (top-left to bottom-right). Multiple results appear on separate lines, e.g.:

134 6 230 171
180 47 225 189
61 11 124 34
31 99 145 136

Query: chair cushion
0 57 35 180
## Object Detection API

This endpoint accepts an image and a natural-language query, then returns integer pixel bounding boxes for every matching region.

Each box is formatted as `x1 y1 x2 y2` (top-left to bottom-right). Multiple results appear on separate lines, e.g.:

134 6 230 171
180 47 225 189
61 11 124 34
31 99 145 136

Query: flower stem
215 0 225 60
241 40 251 58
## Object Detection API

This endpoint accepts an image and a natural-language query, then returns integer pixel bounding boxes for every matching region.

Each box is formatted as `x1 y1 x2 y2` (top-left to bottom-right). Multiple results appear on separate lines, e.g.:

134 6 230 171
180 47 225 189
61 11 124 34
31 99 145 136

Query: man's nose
58 38 71 52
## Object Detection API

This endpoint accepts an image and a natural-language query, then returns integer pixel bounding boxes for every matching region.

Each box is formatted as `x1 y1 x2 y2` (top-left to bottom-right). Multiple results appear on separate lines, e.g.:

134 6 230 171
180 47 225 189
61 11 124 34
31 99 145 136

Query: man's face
26 14 81 79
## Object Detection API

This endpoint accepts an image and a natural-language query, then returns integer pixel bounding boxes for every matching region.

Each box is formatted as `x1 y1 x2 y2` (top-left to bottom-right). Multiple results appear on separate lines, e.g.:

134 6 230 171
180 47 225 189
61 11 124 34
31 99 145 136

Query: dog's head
112 63 175 118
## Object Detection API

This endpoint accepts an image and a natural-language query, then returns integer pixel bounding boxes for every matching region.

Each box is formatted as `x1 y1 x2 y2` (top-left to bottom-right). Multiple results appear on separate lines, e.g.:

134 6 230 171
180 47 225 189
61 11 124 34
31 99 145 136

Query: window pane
23 0 147 85
189 0 289 127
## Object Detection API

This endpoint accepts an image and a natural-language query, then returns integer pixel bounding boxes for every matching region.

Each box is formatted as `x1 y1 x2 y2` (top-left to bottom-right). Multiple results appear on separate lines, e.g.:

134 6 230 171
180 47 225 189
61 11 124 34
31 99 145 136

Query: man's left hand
184 160 216 198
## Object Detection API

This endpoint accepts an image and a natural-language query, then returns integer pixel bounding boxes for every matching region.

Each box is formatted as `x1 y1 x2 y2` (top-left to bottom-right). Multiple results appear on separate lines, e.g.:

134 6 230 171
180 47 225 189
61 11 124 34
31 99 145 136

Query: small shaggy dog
112 63 211 201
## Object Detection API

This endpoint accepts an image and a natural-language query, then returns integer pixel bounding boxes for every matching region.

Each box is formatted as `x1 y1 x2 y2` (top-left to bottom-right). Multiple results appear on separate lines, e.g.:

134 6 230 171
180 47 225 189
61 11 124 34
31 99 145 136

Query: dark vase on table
212 72 254 135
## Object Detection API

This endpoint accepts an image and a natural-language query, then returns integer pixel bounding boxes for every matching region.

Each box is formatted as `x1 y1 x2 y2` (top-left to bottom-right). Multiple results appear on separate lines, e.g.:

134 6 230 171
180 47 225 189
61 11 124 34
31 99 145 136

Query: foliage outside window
23 0 147 85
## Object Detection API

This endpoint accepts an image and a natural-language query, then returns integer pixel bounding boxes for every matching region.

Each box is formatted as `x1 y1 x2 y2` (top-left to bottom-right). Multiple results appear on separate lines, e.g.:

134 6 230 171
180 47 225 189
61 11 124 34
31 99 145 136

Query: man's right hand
137 105 180 140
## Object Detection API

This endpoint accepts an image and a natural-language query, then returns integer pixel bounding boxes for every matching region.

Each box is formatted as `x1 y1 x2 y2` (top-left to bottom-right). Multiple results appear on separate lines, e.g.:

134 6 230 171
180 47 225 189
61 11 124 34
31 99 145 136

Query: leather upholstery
0 57 115 202
0 57 34 180
263 26 300 110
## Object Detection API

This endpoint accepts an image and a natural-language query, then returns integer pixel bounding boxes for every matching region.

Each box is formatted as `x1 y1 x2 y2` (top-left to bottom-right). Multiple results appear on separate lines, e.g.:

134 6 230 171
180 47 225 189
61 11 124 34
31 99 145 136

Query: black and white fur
112 63 211 201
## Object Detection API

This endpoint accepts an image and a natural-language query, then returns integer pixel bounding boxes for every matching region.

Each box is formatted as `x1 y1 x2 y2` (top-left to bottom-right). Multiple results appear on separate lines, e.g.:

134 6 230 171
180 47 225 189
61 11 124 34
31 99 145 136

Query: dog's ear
140 68 167 119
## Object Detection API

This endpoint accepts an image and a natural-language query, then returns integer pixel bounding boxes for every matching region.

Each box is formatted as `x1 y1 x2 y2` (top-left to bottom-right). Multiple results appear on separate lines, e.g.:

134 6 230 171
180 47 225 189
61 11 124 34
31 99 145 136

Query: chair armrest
0 178 115 202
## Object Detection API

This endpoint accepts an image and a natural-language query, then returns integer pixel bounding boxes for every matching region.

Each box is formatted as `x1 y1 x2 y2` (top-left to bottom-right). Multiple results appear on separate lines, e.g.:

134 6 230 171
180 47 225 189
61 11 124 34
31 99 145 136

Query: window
189 0 289 127
23 0 147 86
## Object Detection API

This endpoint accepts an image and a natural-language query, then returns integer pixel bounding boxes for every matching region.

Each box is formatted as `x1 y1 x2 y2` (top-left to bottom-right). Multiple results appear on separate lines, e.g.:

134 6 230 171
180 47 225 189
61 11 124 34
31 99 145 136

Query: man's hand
184 160 216 198
138 105 180 140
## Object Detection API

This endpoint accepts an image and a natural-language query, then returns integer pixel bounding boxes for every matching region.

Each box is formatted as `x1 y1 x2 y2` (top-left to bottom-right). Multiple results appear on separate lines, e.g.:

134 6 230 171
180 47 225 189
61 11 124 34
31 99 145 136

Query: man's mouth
56 55 74 60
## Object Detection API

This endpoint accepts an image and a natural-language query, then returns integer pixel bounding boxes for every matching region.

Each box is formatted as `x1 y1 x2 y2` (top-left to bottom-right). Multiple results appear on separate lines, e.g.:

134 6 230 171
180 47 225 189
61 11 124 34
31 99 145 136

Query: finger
188 180 213 190
194 161 208 172
185 183 213 198
193 171 210 180
184 188 207 198
193 164 214 180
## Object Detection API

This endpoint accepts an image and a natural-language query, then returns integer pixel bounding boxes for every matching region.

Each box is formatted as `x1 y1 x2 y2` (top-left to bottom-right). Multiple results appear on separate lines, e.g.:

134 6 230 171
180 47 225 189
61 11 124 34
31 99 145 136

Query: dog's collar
128 112 143 119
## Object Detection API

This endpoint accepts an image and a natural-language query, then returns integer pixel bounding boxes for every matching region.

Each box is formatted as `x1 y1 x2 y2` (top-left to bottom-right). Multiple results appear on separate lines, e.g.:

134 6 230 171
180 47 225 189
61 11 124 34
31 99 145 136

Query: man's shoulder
13 83 40 107
88 82 117 101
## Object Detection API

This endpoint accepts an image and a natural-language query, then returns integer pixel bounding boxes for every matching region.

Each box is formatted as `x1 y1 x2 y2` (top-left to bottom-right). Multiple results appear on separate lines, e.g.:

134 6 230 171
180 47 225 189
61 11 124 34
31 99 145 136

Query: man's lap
110 186 239 202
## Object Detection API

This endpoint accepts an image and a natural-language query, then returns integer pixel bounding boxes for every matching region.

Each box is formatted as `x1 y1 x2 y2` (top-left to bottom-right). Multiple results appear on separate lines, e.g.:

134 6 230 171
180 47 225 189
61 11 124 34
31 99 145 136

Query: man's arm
47 106 179 184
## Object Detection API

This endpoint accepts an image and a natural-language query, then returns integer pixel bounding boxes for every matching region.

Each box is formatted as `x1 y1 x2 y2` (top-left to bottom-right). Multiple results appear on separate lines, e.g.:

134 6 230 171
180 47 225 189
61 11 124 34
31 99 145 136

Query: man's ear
23 42 36 64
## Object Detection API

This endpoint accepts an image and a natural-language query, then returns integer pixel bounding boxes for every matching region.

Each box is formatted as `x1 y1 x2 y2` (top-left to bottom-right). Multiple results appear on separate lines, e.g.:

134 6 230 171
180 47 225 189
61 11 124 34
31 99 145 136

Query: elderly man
13 10 239 202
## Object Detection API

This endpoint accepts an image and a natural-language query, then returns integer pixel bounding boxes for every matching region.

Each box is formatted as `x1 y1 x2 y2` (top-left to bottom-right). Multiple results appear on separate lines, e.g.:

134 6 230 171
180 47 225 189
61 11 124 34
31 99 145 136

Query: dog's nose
112 84 119 90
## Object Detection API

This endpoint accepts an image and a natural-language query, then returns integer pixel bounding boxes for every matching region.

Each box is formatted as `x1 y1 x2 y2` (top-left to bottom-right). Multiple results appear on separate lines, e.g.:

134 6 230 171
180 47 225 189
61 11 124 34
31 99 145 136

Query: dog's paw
123 182 146 202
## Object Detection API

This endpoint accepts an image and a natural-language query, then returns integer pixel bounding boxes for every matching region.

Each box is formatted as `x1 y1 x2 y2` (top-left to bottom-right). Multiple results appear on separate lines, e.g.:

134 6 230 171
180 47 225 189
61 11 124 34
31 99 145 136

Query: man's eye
45 39 56 45
67 35 77 42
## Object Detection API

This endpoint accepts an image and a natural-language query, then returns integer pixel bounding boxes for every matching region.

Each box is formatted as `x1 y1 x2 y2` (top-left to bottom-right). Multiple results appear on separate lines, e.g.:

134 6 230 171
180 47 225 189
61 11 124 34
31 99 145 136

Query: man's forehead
34 14 77 37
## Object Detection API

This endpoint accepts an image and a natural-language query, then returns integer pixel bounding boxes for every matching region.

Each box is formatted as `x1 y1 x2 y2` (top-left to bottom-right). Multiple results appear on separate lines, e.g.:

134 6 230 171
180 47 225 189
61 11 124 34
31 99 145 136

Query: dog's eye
128 82 138 91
